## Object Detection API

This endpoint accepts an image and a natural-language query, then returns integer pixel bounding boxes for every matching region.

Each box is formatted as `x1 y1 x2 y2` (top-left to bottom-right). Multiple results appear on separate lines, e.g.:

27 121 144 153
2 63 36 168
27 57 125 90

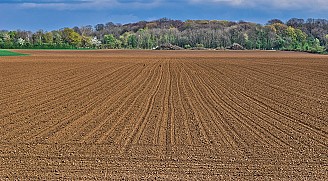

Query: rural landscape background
1 18 328 53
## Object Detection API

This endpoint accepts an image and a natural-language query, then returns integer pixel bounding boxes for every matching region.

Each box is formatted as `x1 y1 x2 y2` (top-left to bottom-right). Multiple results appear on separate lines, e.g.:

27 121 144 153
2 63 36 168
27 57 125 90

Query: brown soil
0 50 327 180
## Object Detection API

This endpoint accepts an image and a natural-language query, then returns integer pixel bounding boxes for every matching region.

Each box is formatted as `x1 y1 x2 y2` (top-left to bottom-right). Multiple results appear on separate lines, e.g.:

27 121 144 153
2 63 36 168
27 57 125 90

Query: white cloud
190 0 245 6
20 2 74 9
12 0 163 10
190 0 328 10
6 0 328 11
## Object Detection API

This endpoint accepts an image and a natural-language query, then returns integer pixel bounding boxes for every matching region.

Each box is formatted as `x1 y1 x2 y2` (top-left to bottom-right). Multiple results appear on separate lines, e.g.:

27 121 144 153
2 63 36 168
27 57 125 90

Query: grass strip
0 50 28 56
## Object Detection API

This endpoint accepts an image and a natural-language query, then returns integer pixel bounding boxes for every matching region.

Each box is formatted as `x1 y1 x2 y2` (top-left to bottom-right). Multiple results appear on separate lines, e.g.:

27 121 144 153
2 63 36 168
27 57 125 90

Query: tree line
1 18 327 53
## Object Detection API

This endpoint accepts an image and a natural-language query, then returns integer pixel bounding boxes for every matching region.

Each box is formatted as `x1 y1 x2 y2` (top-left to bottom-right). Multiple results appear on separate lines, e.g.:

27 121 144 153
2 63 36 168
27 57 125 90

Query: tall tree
61 28 82 47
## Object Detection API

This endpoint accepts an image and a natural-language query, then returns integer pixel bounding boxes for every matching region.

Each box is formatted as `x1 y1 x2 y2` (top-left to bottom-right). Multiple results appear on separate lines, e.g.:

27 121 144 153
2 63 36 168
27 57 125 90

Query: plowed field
0 50 327 180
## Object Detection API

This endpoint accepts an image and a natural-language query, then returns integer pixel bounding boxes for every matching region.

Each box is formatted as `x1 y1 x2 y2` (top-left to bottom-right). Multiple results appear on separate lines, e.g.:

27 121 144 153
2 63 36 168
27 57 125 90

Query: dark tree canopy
267 19 284 25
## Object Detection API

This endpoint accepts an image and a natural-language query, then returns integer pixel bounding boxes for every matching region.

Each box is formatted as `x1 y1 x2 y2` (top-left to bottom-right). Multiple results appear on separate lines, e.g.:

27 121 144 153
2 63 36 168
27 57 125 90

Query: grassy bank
0 50 28 56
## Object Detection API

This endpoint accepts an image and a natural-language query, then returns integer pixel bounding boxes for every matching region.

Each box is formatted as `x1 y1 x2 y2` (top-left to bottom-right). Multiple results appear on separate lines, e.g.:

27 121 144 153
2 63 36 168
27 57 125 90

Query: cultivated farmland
0 50 327 180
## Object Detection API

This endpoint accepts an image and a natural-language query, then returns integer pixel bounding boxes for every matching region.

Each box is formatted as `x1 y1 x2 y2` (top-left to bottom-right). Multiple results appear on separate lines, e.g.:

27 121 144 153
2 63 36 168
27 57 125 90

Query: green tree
32 30 44 45
81 36 92 48
310 38 325 53
286 26 297 49
61 28 82 47
295 29 307 50
127 34 138 48
104 34 121 49
52 30 63 45
325 34 328 51
43 32 54 44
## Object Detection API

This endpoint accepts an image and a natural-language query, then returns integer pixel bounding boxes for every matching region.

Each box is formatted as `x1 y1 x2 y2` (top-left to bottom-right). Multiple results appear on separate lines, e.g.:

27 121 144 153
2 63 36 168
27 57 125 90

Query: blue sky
1 0 328 31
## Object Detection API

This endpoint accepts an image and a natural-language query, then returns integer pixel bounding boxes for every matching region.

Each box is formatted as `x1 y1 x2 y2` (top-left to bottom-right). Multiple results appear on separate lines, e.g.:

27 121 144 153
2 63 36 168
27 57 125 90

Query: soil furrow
197 62 327 149
94 61 161 144
122 61 164 153
1 50 327 180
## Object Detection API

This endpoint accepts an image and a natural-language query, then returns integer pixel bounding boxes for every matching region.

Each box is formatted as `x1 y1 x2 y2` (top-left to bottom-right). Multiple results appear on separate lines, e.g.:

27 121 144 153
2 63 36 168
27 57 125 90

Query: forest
1 18 328 53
